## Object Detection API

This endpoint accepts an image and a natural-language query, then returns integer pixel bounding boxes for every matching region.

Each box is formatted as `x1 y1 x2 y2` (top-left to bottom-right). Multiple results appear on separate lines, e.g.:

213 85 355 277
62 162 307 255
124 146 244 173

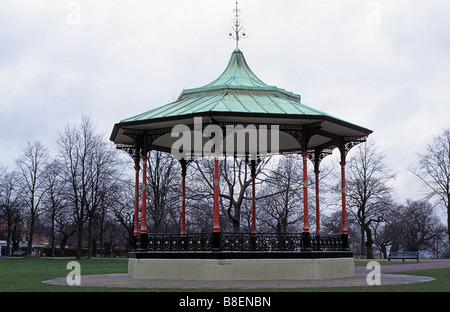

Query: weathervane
227 1 248 50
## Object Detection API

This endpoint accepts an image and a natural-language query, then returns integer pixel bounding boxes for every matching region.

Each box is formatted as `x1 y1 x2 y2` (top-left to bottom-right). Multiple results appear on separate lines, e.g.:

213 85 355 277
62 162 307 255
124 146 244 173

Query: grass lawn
0 257 128 292
0 257 449 292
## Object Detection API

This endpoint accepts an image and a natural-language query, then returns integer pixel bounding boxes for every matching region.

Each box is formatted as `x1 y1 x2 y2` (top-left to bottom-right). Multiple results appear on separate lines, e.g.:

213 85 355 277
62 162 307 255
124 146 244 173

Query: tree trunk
59 236 68 257
99 209 105 258
59 240 66 257
59 229 75 257
232 202 241 233
365 227 374 259
6 228 11 257
76 223 83 260
380 245 387 259
27 215 35 256
50 202 56 257
360 225 366 258
51 217 56 257
87 216 93 259
447 196 450 250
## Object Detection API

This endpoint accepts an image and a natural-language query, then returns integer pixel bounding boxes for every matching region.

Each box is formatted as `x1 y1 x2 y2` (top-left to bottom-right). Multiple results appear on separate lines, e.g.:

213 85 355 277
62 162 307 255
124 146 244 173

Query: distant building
0 233 7 256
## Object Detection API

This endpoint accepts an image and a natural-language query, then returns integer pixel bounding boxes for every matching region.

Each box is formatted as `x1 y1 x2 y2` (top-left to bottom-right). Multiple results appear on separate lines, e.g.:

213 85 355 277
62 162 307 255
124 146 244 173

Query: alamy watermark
67 1 82 26
366 1 381 26
171 117 280 160
66 261 81 286
366 261 381 285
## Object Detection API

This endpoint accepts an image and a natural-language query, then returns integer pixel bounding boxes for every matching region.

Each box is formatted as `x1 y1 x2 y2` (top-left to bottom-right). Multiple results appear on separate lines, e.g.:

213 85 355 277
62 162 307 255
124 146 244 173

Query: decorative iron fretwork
310 234 344 251
279 121 324 152
147 233 212 252
115 143 136 157
121 128 144 142
308 148 333 168
343 136 368 158
140 232 346 252
279 124 303 149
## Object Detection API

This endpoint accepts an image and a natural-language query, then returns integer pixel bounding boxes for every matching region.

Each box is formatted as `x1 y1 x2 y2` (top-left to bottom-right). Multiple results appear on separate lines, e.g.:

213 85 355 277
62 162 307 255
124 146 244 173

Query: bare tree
108 176 135 250
258 156 302 233
0 169 23 255
220 157 268 233
397 200 446 252
57 116 114 259
345 139 396 259
185 164 214 233
58 120 86 259
86 135 125 257
15 141 49 255
189 157 218 231
146 151 181 233
55 213 76 257
410 129 450 246
42 159 66 257
372 204 400 258
192 156 268 233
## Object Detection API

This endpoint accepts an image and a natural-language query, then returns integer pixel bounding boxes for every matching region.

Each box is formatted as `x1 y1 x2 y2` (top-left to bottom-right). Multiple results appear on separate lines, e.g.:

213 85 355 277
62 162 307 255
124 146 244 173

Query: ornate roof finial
227 0 248 51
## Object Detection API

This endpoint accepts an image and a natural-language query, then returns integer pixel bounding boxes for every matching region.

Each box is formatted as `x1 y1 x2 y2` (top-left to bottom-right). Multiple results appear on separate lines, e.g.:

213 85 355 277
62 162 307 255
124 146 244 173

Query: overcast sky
1 0 449 207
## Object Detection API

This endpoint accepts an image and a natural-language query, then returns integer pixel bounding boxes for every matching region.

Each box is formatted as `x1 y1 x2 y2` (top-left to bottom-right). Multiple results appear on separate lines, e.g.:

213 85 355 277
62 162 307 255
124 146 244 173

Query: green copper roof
120 49 336 123
181 49 289 95
111 48 372 151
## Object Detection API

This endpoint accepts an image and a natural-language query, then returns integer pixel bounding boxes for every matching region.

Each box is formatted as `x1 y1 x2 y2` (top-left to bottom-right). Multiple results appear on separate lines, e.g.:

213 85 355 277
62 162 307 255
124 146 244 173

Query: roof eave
110 111 372 144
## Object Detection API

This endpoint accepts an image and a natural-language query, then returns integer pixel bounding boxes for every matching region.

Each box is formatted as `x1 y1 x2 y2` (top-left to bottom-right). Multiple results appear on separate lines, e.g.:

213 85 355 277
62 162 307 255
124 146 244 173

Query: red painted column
251 160 257 236
314 169 320 235
134 165 140 236
181 160 187 235
302 152 309 233
213 152 220 233
141 156 148 234
340 161 348 235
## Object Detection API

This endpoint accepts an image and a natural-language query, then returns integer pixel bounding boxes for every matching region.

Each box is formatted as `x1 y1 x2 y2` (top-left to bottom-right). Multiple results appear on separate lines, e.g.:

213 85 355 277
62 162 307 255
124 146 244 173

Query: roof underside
111 49 372 155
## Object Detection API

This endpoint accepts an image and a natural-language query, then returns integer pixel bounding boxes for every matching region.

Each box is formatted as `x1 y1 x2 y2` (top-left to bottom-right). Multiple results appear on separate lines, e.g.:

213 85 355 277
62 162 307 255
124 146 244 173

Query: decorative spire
227 0 248 51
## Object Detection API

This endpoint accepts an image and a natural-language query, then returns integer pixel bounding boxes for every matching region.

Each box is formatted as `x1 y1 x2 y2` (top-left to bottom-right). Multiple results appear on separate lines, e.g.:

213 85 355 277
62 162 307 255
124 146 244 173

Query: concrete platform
128 257 355 281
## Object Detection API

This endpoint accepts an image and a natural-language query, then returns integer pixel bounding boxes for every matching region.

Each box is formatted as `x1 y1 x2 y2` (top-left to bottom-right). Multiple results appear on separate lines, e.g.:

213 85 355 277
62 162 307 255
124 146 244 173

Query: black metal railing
147 233 212 252
136 232 347 252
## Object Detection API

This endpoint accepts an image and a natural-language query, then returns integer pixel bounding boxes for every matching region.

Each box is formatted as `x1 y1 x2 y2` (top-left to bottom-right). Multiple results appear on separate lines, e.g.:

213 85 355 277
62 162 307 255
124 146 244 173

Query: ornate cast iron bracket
308 148 333 171
280 120 324 152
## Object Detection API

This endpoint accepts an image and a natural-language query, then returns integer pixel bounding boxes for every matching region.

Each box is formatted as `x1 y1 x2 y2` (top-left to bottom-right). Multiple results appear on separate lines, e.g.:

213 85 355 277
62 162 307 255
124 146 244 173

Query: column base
302 232 311 251
341 233 349 250
139 234 148 250
212 232 221 251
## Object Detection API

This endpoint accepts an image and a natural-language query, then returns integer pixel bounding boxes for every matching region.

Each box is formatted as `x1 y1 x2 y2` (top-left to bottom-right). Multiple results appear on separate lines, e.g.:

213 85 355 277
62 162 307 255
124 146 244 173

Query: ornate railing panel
186 233 212 251
147 233 213 251
313 234 344 251
141 233 346 252
253 233 303 251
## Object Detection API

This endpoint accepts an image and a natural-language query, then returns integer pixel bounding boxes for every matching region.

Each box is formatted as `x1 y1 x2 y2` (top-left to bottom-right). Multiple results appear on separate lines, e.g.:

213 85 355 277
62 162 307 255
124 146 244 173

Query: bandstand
110 5 372 281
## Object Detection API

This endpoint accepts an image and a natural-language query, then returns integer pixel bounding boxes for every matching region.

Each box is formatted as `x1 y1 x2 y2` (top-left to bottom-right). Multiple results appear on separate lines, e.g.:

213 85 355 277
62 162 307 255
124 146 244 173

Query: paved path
355 259 450 273
43 259 450 290
43 273 435 289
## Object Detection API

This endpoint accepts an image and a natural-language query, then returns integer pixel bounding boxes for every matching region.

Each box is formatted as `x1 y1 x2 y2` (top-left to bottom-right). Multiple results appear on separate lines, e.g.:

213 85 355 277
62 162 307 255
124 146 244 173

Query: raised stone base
128 257 354 281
